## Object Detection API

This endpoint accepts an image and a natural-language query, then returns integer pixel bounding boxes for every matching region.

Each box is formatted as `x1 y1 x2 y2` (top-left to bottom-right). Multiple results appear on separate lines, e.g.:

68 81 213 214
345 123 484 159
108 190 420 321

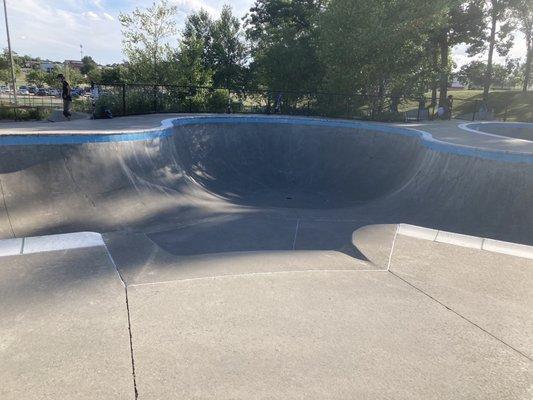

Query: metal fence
91 83 518 122
0 91 93 120
0 83 520 122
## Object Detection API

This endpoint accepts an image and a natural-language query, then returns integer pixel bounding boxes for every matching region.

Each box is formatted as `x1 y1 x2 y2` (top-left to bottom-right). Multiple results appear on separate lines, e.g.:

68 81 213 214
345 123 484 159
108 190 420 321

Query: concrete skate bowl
461 122 533 141
1 116 532 253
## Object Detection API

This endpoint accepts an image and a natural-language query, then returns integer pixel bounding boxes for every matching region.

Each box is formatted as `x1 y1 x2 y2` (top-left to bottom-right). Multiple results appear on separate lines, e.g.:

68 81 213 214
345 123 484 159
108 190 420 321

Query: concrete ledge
398 224 438 241
482 238 533 260
435 231 484 249
0 232 104 257
0 238 23 257
398 224 533 260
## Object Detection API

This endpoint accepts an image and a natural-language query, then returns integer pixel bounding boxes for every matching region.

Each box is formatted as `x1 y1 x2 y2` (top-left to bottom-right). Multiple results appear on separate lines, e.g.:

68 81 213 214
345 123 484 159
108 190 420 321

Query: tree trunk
431 45 438 106
483 5 498 101
523 37 532 92
438 31 449 107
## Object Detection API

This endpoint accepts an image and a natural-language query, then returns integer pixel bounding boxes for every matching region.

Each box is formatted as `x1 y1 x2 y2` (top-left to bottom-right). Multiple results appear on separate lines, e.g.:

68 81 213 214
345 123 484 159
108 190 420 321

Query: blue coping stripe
1 115 532 164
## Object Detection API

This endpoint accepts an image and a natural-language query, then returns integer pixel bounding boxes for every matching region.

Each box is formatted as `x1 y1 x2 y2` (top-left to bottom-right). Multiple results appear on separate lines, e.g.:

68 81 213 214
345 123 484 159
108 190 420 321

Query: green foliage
26 69 48 87
0 51 21 84
80 56 98 75
0 107 50 121
45 65 85 87
119 0 178 84
100 65 129 84
245 0 325 94
318 0 445 110
512 0 532 90
457 59 523 89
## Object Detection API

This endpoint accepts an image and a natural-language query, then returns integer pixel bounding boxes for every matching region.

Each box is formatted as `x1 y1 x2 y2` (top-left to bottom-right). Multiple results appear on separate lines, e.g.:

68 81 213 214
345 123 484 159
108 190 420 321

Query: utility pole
2 0 17 106
80 44 83 60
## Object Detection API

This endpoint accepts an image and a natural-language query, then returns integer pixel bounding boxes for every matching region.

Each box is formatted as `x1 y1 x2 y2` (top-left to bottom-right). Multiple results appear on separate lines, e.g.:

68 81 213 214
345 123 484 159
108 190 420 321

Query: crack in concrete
388 270 532 362
0 179 16 238
105 249 139 400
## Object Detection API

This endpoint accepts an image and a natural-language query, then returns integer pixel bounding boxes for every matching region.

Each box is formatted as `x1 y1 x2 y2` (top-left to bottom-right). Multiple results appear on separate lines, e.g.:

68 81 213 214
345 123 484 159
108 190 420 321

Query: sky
0 0 527 69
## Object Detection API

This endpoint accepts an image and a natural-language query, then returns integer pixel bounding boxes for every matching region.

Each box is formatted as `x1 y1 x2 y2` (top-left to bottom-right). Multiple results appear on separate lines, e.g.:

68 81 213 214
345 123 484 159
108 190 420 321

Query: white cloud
0 0 124 64
1 0 527 68
84 11 100 20
92 0 104 9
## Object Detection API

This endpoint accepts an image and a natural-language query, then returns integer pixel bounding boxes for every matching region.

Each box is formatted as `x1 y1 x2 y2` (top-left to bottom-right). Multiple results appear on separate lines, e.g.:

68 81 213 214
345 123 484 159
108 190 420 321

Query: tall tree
173 33 213 87
245 0 326 93
80 56 98 75
26 69 48 87
430 1 485 107
119 0 177 84
319 0 447 105
467 0 516 100
512 0 532 91
178 6 248 88
209 6 249 88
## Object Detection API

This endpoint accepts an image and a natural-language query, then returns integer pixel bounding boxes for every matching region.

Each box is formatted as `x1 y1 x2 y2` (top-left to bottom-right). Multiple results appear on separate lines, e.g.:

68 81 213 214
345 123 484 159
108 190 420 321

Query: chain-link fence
1 83 523 122
92 83 523 122
0 90 93 121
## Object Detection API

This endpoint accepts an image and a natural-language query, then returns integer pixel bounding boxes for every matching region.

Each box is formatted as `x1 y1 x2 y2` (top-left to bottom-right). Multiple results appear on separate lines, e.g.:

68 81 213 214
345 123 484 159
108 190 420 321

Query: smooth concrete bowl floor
0 116 532 399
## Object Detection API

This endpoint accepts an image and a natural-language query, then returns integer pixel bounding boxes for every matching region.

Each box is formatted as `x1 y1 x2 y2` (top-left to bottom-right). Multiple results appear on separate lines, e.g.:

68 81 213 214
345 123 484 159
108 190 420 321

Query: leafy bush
0 107 51 121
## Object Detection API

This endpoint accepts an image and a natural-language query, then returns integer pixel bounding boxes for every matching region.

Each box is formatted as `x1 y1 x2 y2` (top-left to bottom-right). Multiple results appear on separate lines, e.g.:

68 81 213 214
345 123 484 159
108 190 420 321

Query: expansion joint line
292 219 300 250
0 179 15 238
105 250 139 399
388 270 531 361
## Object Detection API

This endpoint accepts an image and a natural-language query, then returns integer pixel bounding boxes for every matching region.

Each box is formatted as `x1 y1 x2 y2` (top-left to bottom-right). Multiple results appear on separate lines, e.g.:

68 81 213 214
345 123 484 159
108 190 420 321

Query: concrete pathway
1 229 531 399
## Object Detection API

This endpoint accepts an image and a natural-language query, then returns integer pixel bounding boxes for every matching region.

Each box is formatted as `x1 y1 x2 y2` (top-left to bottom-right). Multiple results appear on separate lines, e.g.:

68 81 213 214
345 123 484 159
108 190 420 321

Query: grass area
450 90 532 122
396 89 531 122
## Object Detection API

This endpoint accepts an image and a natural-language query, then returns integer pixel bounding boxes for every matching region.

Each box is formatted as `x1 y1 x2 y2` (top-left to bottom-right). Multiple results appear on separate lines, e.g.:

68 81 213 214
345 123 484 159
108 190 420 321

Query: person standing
446 94 454 120
90 81 100 119
57 74 72 120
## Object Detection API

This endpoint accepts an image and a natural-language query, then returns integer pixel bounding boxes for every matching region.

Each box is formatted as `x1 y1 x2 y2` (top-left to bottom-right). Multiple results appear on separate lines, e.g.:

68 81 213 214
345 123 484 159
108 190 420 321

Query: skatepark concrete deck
0 115 532 399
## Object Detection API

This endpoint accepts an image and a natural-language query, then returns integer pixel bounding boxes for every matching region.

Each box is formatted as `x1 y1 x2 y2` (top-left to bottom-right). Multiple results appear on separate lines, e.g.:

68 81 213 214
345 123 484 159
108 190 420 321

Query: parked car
47 88 60 97
28 86 38 94
0 86 7 93
18 86 29 95
35 88 47 96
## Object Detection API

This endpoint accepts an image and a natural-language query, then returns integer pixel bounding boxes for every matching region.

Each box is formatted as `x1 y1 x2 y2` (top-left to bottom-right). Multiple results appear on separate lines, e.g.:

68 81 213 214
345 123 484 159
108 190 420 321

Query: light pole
2 0 17 106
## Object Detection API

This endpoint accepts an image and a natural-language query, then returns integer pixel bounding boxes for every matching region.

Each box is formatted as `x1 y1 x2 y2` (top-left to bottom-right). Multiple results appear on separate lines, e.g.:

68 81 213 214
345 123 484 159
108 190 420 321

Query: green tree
512 0 532 91
467 0 517 99
319 0 447 113
119 0 178 83
456 60 487 87
174 28 213 87
100 65 129 84
26 69 48 87
429 1 486 107
80 56 98 75
209 6 249 88
0 51 21 85
245 0 325 94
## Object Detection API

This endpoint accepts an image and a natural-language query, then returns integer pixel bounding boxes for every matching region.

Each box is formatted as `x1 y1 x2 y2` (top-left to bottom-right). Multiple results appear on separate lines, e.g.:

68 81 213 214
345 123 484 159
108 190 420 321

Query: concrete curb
1 115 532 163
458 122 533 143
398 224 533 260
0 232 105 257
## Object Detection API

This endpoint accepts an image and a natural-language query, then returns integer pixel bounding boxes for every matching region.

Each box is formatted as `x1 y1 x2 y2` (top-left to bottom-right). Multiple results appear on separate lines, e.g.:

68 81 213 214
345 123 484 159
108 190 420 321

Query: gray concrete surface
0 247 134 400
390 235 533 359
127 271 531 399
1 115 532 399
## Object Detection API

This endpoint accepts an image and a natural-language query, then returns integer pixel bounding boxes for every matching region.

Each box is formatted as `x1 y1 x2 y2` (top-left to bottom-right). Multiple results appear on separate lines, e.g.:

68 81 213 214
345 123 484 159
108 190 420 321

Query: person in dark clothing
445 94 454 120
57 74 72 120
